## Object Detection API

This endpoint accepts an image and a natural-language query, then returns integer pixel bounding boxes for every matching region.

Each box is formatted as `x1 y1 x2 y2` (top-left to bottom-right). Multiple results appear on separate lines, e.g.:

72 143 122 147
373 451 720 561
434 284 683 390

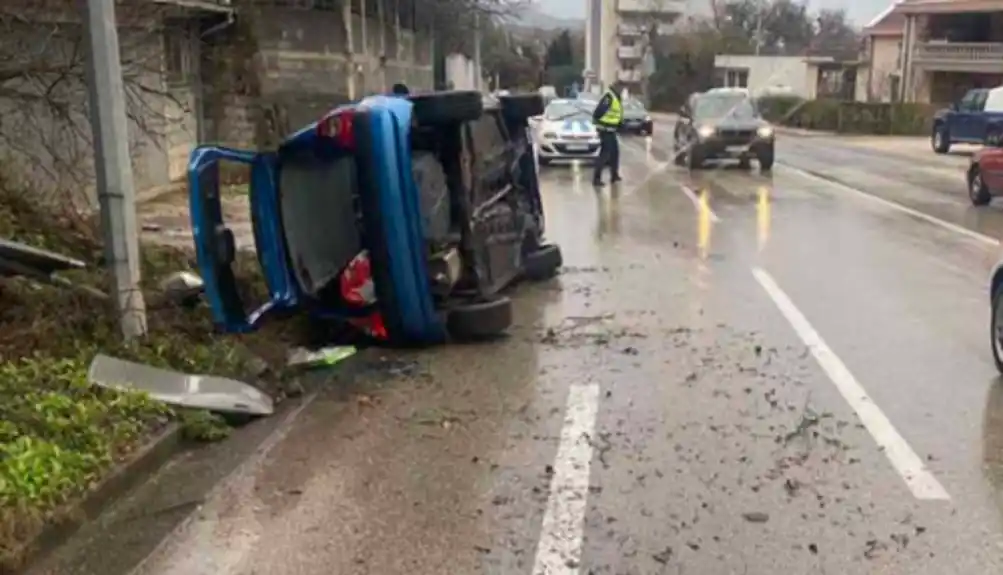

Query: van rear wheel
411 91 483 125
446 297 513 340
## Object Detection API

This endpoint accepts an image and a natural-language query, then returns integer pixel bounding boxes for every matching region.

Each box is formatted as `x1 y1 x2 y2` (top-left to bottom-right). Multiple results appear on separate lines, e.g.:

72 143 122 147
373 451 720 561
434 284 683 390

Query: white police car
531 99 600 165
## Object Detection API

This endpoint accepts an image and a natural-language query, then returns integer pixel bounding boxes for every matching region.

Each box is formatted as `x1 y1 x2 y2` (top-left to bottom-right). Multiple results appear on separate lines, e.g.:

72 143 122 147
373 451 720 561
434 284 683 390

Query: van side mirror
951 101 959 111
987 130 1002 147
678 105 690 118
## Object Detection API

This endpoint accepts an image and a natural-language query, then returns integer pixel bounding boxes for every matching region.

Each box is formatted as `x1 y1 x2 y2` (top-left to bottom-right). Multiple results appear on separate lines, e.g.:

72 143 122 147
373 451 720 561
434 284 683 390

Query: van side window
961 89 985 111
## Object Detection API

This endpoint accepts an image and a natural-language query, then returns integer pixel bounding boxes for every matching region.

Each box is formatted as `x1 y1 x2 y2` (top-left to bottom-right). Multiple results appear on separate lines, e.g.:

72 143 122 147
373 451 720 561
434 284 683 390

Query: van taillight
317 110 355 149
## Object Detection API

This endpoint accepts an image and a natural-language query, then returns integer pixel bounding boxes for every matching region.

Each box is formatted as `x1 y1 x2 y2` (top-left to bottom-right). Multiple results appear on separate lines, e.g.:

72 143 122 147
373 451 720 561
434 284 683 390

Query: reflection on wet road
117 123 1003 574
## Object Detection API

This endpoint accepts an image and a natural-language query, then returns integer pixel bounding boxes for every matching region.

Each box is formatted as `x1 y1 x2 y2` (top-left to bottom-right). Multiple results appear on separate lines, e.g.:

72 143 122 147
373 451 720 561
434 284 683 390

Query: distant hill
509 5 585 30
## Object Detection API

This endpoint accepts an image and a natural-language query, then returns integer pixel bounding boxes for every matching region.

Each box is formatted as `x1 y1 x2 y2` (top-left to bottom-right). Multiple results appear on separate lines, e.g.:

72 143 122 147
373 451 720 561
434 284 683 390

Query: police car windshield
693 94 758 120
625 99 645 110
545 101 591 120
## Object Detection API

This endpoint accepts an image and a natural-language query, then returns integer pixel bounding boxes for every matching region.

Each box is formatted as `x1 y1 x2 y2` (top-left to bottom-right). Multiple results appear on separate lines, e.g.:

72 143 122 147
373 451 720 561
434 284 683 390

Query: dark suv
673 88 775 171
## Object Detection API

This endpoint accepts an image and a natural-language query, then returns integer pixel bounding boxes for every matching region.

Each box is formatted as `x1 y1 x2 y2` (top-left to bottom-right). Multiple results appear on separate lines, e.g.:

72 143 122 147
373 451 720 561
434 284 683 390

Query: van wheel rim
972 173 983 198
934 131 942 148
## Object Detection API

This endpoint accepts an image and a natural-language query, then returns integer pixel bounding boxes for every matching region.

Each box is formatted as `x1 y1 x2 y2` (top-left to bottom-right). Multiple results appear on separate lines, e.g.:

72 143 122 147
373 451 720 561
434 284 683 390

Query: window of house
960 89 987 111
164 24 192 84
725 69 748 88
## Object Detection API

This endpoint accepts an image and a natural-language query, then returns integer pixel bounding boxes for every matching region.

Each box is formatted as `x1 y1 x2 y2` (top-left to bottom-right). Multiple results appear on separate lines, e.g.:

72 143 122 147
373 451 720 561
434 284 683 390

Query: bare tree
0 1 196 211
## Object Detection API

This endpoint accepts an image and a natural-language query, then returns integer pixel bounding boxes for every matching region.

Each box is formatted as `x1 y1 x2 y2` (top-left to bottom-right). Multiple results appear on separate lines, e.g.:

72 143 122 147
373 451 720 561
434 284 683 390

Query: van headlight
697 125 715 139
757 126 774 138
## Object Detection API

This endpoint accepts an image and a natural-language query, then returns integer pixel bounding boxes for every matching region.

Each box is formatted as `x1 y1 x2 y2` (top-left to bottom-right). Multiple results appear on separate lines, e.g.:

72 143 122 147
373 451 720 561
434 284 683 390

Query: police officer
392 83 410 96
591 82 624 187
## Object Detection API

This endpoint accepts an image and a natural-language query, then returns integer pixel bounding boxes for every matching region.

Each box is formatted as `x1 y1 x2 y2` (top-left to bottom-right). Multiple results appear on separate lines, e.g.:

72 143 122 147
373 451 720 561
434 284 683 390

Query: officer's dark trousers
593 129 620 183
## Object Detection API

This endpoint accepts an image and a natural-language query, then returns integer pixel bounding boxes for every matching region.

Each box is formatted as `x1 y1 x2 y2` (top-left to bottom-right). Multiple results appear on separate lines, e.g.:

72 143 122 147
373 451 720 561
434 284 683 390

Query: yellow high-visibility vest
597 91 623 127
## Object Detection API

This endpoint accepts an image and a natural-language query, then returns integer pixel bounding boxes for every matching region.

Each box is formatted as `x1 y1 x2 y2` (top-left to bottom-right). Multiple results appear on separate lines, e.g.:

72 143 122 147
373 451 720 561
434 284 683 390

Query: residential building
2 0 434 206
585 0 710 95
714 55 868 101
862 3 906 102
863 0 1003 104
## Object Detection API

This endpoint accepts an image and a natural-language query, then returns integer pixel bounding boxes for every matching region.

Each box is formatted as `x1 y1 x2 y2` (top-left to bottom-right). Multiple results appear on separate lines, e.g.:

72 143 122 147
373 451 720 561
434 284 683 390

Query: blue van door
187 146 298 332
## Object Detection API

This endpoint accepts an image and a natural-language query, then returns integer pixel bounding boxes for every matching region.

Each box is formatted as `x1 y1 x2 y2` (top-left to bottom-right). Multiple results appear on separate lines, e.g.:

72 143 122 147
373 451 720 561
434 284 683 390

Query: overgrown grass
0 176 296 570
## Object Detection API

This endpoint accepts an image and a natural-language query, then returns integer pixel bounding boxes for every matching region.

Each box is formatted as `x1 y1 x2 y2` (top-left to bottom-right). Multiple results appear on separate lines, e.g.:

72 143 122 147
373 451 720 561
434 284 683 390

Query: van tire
446 297 513 340
500 94 545 123
411 91 483 125
524 244 563 281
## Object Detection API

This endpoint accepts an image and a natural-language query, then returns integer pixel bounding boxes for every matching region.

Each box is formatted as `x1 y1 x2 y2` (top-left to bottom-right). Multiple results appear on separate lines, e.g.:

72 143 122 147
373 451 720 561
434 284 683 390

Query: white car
531 99 601 165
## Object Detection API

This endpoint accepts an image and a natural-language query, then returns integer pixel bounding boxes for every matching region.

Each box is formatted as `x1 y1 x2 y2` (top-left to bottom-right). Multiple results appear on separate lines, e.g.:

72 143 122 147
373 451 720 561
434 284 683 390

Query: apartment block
586 0 703 95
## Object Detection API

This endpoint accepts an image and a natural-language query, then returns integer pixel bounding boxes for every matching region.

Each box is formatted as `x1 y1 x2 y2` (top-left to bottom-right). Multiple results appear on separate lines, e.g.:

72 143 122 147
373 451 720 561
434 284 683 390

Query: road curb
12 423 184 574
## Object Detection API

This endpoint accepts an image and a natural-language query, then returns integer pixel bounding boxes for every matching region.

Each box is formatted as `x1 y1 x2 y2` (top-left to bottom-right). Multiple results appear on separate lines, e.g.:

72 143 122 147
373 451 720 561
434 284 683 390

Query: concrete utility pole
473 13 483 91
754 0 764 55
79 0 147 340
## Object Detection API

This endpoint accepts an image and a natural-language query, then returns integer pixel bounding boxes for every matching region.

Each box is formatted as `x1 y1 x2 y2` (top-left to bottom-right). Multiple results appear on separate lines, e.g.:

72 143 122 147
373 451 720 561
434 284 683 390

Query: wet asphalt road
59 122 1003 574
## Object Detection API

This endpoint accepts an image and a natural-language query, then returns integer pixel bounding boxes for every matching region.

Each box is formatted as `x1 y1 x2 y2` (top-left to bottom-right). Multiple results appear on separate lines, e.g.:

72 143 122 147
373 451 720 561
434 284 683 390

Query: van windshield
278 149 361 296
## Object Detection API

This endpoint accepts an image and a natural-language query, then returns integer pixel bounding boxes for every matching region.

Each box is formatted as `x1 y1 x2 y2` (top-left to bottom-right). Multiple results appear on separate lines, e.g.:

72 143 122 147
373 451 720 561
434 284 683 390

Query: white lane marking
752 268 950 501
679 184 722 222
532 383 601 574
625 161 670 195
780 163 999 247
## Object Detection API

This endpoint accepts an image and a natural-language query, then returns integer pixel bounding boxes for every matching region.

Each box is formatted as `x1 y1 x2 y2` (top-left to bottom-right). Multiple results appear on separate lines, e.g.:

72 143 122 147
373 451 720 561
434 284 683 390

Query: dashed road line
531 383 601 574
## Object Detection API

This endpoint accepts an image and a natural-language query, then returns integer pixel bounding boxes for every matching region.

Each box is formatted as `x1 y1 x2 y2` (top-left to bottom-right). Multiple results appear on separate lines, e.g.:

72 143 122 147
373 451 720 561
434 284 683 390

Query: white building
585 0 711 94
714 54 869 102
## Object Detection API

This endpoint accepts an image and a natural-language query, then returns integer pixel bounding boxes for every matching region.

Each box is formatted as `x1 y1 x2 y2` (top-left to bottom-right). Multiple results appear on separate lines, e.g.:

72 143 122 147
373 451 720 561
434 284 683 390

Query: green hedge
757 96 938 136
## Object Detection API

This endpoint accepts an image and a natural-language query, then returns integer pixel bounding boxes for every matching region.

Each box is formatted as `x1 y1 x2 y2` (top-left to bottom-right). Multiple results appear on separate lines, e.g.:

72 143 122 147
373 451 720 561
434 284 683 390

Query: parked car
966 130 1003 206
673 88 775 170
530 98 601 166
990 256 1003 373
932 86 1003 154
576 91 599 112
187 91 562 345
621 98 654 135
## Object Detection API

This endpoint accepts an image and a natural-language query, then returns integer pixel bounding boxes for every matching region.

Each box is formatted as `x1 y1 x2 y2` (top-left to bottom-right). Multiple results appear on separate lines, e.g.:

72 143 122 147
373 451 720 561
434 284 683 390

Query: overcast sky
534 0 890 26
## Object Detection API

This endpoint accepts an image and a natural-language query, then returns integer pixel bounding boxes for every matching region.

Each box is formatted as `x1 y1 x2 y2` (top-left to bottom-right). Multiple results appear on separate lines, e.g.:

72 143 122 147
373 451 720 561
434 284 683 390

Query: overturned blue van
187 90 561 345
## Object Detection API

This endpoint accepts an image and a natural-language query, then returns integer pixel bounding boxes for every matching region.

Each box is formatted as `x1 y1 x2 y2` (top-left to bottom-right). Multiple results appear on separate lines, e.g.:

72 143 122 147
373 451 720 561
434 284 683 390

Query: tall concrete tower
584 0 603 92
585 0 690 95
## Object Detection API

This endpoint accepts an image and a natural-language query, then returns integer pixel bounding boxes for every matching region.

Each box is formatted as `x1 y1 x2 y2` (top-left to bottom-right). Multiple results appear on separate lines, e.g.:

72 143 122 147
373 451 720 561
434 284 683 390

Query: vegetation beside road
0 174 296 571
756 96 937 136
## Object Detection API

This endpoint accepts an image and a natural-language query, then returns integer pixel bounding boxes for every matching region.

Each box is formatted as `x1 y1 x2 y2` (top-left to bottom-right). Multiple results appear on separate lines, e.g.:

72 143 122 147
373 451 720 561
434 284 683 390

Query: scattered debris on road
88 354 274 416
742 511 770 523
287 345 357 369
652 546 673 564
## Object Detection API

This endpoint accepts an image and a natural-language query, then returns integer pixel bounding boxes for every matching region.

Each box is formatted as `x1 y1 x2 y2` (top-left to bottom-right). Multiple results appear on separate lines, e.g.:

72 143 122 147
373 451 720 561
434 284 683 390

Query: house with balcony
862 2 905 102
865 0 1003 104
